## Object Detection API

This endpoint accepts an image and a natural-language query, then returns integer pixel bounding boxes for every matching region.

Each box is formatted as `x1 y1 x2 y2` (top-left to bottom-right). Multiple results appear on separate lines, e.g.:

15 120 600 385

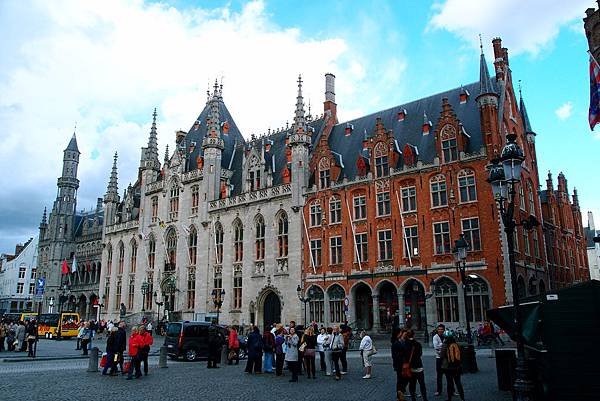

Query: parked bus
38 312 80 339
1 312 38 323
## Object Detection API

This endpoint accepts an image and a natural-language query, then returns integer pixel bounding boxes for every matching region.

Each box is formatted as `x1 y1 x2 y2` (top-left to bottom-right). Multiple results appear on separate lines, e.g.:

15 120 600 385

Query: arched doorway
354 283 373 329
78 295 87 320
404 279 426 331
262 292 281 332
378 281 398 332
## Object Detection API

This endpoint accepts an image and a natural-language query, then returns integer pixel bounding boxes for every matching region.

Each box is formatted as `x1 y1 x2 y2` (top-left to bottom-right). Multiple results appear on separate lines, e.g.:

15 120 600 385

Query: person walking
441 333 465 401
138 325 153 375
323 327 333 376
274 326 285 376
316 327 328 372
102 327 119 376
284 327 300 382
340 323 351 375
15 321 25 352
329 325 345 380
359 330 375 379
207 326 223 369
115 321 127 374
405 330 428 401
76 321 84 350
300 326 317 379
126 326 143 380
245 326 263 374
26 320 37 357
433 324 446 396
228 326 240 365
80 322 91 356
392 329 409 401
262 327 275 373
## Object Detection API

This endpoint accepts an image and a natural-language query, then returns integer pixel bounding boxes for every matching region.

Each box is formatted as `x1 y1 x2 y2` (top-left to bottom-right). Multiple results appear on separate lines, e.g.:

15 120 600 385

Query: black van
164 321 228 361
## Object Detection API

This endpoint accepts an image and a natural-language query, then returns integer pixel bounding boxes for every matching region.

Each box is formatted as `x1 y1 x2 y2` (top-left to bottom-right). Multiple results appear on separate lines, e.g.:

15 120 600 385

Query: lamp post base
513 355 534 401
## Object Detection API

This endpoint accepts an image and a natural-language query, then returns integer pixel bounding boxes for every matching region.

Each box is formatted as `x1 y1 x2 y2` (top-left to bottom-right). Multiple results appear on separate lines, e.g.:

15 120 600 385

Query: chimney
15 243 24 256
324 73 337 121
96 197 103 212
589 211 595 231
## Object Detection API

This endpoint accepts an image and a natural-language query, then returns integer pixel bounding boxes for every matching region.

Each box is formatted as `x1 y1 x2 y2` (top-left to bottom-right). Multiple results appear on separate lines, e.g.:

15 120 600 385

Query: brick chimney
324 73 337 122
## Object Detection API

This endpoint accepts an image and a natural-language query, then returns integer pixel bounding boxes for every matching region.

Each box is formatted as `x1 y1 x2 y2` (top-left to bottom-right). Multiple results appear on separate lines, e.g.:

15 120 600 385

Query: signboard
34 278 45 301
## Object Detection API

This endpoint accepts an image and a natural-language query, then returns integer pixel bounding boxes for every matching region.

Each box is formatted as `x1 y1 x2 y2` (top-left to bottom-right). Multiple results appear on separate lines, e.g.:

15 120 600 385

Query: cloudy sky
0 0 597 253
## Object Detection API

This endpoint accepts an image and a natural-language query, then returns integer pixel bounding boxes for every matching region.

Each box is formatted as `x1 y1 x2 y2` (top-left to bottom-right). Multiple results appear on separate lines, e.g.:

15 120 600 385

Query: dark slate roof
539 189 548 203
74 209 104 237
519 96 533 133
326 81 486 181
66 133 80 152
185 99 246 172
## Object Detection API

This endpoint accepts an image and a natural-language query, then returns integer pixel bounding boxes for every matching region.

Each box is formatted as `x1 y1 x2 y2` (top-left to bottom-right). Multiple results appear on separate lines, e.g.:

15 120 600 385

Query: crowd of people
0 319 37 356
99 320 153 380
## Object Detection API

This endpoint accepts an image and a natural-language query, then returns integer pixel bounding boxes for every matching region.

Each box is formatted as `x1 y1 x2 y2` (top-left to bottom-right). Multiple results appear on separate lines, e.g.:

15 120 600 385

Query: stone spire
164 144 169 163
141 108 161 171
105 152 119 201
518 85 534 135
66 132 80 153
293 74 307 133
208 79 221 137
38 207 48 240
41 207 47 225
573 188 579 207
478 42 494 97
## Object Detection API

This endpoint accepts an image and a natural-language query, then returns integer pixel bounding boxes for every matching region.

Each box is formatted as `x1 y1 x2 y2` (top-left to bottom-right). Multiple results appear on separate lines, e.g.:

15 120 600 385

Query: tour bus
1 312 39 323
37 312 80 339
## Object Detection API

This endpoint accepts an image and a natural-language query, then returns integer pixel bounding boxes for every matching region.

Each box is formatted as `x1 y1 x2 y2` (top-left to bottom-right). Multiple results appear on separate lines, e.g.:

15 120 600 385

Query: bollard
159 346 168 368
87 347 99 372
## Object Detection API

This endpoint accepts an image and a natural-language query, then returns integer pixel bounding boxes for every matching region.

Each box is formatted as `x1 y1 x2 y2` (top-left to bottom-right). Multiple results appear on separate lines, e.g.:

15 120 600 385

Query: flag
71 256 77 273
61 259 68 275
589 55 600 130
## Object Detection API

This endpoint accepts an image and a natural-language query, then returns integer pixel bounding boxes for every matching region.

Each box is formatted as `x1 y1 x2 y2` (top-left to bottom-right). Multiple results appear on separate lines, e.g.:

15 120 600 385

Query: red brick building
300 38 549 334
540 172 589 290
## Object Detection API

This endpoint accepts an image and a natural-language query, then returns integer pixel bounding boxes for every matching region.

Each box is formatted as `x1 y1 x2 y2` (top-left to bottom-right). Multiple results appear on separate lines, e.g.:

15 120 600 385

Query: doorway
262 292 281 332
354 283 373 330
403 279 426 331
378 281 398 332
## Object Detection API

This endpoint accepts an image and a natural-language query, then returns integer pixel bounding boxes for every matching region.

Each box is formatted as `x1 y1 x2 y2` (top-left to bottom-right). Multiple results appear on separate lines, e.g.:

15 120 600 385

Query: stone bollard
87 347 99 373
159 346 168 368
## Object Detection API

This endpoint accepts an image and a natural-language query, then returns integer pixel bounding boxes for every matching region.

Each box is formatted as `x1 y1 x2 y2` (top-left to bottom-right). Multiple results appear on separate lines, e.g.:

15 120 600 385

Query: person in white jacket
316 327 328 372
433 324 445 396
359 330 374 379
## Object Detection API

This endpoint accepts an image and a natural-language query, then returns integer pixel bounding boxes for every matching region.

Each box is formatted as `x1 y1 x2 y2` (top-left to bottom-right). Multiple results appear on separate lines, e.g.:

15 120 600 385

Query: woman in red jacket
138 325 154 376
228 327 240 365
126 327 143 380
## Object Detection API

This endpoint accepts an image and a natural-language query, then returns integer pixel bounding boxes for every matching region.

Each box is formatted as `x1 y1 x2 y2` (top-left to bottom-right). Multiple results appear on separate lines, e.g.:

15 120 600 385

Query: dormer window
397 108 407 121
374 142 389 177
318 157 331 189
440 125 458 163
459 86 469 104
247 155 261 192
345 123 354 136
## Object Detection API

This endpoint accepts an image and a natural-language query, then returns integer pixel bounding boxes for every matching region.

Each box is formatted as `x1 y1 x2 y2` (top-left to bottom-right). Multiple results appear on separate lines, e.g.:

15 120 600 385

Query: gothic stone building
36 135 104 320
300 38 551 333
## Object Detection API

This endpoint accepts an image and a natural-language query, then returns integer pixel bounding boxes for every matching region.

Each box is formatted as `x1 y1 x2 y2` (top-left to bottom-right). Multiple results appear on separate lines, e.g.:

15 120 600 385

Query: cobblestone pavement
0 350 511 401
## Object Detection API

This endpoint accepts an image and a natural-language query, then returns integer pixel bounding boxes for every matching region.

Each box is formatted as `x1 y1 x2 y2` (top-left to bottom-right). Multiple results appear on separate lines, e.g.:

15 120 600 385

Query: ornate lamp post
153 291 164 325
487 133 538 400
296 285 312 327
48 297 55 313
141 280 149 312
211 289 225 324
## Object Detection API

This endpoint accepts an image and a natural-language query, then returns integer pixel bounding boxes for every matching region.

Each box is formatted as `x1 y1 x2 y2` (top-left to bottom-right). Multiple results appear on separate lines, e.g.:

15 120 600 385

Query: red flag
589 55 600 130
61 259 69 275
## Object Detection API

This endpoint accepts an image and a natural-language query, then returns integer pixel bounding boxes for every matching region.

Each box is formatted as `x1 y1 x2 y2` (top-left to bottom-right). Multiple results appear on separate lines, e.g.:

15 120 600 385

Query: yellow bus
1 312 38 322
38 312 80 339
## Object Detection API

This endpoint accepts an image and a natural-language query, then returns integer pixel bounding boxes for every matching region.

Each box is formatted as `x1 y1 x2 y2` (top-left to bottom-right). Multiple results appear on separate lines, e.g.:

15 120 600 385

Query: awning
487 301 542 347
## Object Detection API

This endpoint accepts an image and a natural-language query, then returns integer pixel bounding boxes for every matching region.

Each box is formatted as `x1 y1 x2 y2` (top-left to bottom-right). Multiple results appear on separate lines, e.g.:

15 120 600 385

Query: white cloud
555 101 573 120
429 0 590 56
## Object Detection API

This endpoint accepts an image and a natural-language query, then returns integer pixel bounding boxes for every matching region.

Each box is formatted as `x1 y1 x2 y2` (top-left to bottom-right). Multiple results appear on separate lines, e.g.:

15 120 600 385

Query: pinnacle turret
65 132 80 153
293 74 307 133
141 108 161 171
40 207 47 226
478 47 494 97
105 152 119 201
519 86 534 135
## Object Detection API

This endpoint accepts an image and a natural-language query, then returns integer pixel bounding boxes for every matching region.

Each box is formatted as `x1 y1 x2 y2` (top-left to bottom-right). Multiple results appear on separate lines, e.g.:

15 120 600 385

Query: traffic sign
35 277 45 296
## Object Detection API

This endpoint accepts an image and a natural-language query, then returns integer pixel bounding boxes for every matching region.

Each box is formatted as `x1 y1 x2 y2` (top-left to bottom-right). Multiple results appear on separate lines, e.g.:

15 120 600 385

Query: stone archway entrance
403 279 426 331
262 291 281 332
354 283 373 330
77 294 87 320
378 282 398 332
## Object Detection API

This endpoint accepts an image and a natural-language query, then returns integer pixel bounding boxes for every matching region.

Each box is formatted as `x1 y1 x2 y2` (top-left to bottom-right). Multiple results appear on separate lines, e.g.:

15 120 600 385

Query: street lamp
141 280 149 312
487 133 537 400
453 233 472 344
211 288 225 324
296 285 312 327
153 291 164 325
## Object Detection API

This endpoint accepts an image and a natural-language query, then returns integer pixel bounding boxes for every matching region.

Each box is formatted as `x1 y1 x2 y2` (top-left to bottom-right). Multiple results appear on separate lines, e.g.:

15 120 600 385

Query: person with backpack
405 330 428 401
440 332 465 401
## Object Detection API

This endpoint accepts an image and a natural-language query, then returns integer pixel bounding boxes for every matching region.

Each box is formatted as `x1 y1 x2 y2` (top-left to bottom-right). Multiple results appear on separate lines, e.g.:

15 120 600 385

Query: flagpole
588 49 600 67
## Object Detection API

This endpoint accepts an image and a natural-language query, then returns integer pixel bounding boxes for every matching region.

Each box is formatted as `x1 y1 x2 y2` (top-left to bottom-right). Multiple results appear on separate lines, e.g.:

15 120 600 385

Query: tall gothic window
169 181 179 220
440 125 458 163
151 196 159 223
115 278 122 310
188 226 198 265
328 285 345 323
247 156 261 191
130 240 137 274
127 275 135 310
255 215 265 261
145 272 154 311
187 268 195 310
527 181 535 215
233 274 242 310
148 235 156 270
435 277 459 322
374 142 389 177
107 244 113 276
277 213 288 258
191 185 199 215
465 278 490 322
319 157 331 189
308 286 325 324
233 220 244 262
458 169 477 203
430 174 448 207
166 228 177 271
117 242 125 274
214 223 224 264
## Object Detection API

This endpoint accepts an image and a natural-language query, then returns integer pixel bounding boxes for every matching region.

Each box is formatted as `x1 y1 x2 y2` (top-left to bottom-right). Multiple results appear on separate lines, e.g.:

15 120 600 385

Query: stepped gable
326 80 490 181
185 99 246 172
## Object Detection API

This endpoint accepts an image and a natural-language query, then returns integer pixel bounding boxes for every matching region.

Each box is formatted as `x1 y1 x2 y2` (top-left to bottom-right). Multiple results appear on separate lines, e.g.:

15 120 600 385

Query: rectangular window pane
434 222 450 254
401 187 416 212
377 192 391 216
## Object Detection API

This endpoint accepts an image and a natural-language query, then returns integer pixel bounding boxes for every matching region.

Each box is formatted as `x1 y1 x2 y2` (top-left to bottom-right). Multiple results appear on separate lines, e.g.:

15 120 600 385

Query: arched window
188 226 198 265
187 267 195 310
148 234 156 270
166 228 177 271
458 169 477 203
519 185 526 210
329 196 341 224
277 212 288 258
255 215 265 261
528 277 537 296
434 277 459 322
117 242 125 274
106 244 112 275
308 286 324 324
374 142 389 177
440 125 458 163
128 275 135 310
319 157 331 189
214 222 223 264
169 181 179 220
430 174 448 207
115 278 122 310
465 278 490 322
517 276 526 298
328 285 346 323
130 240 137 274
191 185 199 215
233 220 244 263
527 181 535 215
151 196 159 223
309 200 322 227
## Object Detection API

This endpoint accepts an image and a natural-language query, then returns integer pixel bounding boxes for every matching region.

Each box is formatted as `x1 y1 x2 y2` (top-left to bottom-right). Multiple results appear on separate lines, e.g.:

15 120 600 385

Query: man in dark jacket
405 330 428 401
207 326 224 368
244 326 263 374
115 321 127 374
392 329 409 401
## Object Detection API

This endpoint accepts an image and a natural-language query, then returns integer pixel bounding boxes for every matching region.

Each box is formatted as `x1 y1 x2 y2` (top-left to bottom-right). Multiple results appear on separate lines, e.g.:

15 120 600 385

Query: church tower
289 75 311 209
